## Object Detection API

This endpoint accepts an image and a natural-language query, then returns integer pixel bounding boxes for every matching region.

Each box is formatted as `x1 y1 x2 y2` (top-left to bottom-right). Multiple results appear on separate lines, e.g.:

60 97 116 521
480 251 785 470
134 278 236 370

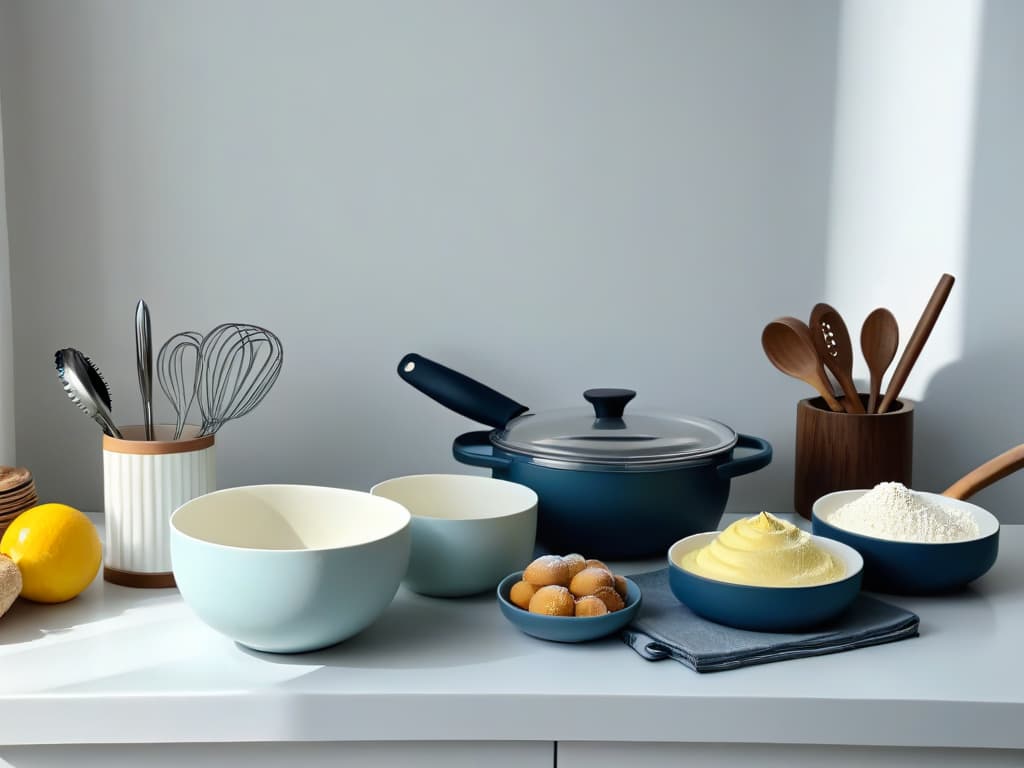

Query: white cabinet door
0 741 553 768
558 742 1023 768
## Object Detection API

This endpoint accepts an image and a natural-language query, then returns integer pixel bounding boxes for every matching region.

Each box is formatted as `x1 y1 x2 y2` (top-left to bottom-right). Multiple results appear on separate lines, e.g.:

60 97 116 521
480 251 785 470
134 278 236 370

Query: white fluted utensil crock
102 425 215 588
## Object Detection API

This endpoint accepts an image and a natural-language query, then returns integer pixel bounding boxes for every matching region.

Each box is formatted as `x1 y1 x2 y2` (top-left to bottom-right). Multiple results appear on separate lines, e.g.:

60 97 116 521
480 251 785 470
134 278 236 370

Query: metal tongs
55 347 123 438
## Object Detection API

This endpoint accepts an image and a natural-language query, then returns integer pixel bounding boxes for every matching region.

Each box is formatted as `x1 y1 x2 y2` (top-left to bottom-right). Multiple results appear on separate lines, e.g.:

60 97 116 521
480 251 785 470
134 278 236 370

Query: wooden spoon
761 317 844 412
877 273 955 414
860 308 899 414
943 444 1024 501
809 303 865 414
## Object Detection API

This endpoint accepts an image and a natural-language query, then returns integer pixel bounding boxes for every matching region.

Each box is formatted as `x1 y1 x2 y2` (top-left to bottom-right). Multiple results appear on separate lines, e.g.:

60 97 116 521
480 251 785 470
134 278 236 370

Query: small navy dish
496 570 642 643
812 490 1000 594
667 533 863 632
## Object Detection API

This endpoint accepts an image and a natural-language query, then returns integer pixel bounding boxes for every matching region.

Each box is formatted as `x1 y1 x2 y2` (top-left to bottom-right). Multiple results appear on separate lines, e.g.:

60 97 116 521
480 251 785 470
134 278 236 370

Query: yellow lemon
0 503 101 603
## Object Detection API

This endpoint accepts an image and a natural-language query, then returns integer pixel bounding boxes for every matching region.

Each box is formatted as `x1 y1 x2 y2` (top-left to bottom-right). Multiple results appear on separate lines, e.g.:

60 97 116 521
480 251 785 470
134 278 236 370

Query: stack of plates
0 467 38 536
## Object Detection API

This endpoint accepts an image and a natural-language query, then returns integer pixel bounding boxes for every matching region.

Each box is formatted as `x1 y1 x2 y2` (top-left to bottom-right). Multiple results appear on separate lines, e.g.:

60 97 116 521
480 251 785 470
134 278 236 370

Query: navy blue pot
454 430 771 558
398 353 773 560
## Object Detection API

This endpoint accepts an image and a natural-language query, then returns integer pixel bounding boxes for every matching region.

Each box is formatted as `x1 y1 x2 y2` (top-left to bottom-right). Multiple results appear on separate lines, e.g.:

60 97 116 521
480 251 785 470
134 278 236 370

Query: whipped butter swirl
679 512 844 587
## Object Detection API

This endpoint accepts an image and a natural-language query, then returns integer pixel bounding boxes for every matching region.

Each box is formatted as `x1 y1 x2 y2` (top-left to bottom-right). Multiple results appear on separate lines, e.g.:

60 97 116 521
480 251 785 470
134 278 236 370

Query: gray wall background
0 80 12 465
0 1 1021 520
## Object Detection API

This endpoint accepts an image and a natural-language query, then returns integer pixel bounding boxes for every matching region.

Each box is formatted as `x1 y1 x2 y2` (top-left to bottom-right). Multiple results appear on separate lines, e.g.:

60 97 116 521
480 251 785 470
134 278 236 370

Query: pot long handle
398 353 529 429
942 444 1024 501
453 431 513 470
716 434 773 479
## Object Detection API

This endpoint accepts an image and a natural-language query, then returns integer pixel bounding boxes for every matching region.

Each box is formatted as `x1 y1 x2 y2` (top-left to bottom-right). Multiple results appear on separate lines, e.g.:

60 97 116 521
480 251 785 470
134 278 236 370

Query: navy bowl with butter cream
667 532 863 632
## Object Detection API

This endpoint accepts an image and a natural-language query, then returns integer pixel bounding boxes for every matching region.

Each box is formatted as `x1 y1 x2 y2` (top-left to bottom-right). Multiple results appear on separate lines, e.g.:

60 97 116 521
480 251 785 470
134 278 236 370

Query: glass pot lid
490 389 737 469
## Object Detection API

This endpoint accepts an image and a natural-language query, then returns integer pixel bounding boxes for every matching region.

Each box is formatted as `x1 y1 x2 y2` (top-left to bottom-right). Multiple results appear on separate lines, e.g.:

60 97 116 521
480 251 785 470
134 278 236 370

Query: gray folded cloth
622 568 919 673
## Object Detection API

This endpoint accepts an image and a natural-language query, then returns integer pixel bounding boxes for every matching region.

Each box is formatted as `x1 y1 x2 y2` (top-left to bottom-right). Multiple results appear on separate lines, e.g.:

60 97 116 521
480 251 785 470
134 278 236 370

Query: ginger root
0 554 22 618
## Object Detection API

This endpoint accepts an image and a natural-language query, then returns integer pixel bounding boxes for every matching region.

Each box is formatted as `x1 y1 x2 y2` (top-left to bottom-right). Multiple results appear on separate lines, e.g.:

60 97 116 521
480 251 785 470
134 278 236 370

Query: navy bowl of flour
812 482 999 594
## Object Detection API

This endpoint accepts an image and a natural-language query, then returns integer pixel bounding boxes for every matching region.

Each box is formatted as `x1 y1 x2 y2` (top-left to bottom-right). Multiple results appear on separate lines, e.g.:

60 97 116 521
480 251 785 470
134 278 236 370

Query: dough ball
592 585 626 612
528 585 575 616
574 595 609 617
569 566 615 598
509 580 538 610
523 555 571 587
613 574 629 599
562 553 587 580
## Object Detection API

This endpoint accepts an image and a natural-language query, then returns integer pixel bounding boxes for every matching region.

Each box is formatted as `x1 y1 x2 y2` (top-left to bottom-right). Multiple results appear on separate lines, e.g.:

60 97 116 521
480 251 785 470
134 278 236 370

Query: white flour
827 482 980 543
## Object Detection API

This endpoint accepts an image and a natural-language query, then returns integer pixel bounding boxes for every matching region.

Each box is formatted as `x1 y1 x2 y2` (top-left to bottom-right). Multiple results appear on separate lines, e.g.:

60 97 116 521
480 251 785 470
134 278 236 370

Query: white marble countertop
0 514 1021 748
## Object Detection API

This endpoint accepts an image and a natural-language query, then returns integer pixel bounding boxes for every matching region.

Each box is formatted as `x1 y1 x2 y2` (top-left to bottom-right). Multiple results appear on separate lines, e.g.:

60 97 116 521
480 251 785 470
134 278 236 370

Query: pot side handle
453 431 513 470
717 434 773 479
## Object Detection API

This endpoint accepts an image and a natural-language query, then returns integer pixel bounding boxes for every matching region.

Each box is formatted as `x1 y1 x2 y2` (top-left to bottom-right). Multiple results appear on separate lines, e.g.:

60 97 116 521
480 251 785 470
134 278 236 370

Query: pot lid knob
583 388 636 419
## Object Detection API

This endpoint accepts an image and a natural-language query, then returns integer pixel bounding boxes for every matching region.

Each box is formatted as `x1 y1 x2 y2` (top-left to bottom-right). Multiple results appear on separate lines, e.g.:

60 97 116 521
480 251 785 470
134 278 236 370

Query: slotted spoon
809 303 865 414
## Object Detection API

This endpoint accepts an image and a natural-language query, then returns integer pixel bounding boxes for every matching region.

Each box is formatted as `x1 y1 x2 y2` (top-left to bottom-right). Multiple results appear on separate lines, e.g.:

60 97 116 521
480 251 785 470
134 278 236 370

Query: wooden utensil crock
794 395 913 519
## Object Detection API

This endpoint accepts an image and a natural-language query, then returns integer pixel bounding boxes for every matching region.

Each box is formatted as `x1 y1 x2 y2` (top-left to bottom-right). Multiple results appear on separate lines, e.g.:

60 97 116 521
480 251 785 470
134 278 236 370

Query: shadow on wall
919 0 1024 520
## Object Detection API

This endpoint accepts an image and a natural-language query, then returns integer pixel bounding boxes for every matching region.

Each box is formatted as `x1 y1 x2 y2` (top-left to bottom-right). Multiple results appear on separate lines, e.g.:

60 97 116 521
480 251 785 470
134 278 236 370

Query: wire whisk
156 323 283 438
196 323 283 436
157 331 203 440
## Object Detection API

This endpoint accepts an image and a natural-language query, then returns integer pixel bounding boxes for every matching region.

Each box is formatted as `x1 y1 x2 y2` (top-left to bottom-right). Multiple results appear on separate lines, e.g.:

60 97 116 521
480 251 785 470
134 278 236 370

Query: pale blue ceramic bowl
668 532 863 631
496 570 642 642
170 484 411 653
371 474 537 597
